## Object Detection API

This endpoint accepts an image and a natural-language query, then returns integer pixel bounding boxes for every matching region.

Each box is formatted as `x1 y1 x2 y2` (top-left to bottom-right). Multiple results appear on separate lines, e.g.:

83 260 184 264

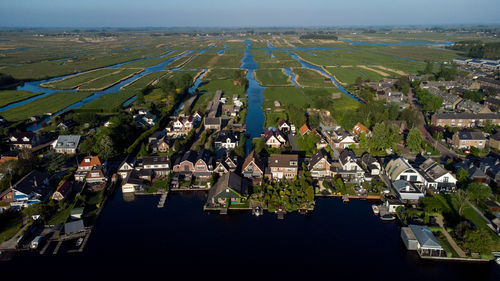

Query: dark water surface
3 191 499 280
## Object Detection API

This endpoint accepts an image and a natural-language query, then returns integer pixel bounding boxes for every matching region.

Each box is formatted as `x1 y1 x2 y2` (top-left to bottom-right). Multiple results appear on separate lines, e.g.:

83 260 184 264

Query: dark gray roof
214 130 238 143
64 220 85 235
408 225 443 249
204 117 221 125
339 150 356 166
207 172 247 200
176 150 198 165
456 131 485 140
142 156 170 166
433 112 500 120
309 149 328 169
13 170 50 197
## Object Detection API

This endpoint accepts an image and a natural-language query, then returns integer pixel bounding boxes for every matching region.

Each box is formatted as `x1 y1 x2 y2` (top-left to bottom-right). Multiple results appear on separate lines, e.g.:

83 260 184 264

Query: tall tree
466 182 492 205
406 128 423 151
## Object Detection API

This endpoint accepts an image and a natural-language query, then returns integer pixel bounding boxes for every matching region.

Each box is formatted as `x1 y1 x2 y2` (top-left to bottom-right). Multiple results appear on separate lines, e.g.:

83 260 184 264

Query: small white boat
254 207 261 216
496 257 500 265
76 238 84 247
380 214 396 221
372 205 380 215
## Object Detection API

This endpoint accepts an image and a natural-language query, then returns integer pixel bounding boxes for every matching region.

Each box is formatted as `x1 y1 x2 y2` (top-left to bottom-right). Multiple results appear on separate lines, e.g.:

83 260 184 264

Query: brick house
268 154 298 180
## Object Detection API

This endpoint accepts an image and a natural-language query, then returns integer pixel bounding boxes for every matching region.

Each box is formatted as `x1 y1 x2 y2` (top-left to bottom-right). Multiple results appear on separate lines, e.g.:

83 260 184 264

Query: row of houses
453 58 500 71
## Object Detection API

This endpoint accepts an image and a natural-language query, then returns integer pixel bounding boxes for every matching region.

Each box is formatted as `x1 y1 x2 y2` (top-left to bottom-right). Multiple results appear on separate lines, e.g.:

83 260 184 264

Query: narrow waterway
283 67 300 87
241 40 266 154
288 52 361 102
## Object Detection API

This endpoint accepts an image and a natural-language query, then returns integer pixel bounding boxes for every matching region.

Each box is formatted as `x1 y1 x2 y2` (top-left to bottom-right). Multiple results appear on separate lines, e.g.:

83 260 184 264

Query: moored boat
380 214 395 221
372 205 380 215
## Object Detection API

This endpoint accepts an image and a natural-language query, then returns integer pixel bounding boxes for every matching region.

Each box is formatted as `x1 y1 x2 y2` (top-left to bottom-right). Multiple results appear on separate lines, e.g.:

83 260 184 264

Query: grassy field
198 80 246 96
250 50 301 68
254 68 293 87
325 66 385 85
191 92 215 113
166 51 200 69
0 90 42 108
1 41 168 80
203 68 246 81
78 68 143 91
119 50 184 68
291 68 336 88
262 87 359 120
264 112 288 127
182 50 244 69
80 91 137 110
41 68 118 90
2 91 93 121
292 48 425 74
122 71 168 91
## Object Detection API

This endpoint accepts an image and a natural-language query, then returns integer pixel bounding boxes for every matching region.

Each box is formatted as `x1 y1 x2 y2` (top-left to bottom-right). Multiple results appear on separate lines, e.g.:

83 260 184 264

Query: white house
419 158 457 193
392 180 426 201
386 157 425 186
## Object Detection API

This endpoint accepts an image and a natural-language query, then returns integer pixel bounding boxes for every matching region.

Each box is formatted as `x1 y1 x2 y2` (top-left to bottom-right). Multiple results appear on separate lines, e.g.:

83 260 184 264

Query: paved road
407 88 459 160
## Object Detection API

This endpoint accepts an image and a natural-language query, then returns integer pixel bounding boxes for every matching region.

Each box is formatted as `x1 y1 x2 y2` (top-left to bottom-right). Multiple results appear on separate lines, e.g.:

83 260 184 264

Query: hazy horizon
1 0 499 28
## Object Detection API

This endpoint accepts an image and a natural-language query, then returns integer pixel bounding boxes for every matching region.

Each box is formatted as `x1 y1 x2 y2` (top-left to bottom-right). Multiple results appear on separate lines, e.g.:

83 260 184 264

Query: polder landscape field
0 28 467 130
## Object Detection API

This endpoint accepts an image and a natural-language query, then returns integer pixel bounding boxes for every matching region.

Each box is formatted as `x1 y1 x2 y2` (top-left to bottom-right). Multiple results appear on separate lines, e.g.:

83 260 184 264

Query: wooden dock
157 192 168 208
342 195 350 203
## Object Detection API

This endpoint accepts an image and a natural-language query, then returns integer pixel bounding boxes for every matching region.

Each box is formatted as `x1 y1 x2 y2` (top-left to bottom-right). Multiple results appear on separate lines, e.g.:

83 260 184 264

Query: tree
136 92 145 105
399 106 422 128
96 135 115 160
455 189 469 216
464 229 494 254
424 60 433 74
406 127 423 151
395 76 410 94
355 76 364 87
456 168 469 187
466 182 492 205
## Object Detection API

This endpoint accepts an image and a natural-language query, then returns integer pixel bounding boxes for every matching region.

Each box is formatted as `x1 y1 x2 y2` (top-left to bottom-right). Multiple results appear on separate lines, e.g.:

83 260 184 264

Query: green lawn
203 69 246 81
120 50 184 68
325 66 386 85
0 90 42 108
292 48 425 74
0 212 22 244
78 68 143 91
2 46 168 80
291 68 336 88
250 50 301 68
2 91 93 121
41 68 118 90
47 204 74 225
264 112 288 127
182 50 244 69
198 80 246 96
254 68 294 87
191 92 215 113
325 67 365 85
166 51 201 69
122 71 168 91
80 90 137 110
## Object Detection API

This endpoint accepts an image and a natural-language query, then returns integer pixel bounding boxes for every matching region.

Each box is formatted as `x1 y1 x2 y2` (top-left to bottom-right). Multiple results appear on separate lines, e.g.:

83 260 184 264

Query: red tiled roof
79 156 102 167
299 124 310 136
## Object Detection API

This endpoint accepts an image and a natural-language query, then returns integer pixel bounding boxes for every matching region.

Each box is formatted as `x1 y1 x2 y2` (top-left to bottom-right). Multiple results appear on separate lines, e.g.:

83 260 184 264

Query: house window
410 175 418 181
400 175 407 180
444 176 449 183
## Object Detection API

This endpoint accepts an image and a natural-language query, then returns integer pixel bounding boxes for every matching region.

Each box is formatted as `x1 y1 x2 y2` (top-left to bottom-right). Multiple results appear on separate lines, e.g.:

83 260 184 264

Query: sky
1 0 499 28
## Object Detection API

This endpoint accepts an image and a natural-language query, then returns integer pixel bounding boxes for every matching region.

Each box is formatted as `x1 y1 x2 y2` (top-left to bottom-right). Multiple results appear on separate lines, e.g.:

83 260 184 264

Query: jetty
157 192 168 208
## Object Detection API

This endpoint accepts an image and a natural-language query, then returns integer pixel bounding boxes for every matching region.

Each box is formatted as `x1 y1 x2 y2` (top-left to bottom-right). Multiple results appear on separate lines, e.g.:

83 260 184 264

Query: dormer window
85 158 90 163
